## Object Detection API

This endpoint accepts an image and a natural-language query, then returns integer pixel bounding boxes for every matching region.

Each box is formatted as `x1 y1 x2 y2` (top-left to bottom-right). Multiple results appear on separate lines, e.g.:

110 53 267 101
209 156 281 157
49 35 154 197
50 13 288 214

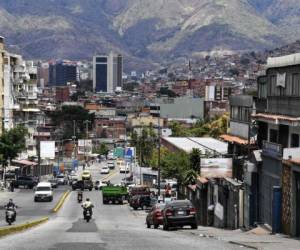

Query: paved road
0 162 242 250
0 182 69 227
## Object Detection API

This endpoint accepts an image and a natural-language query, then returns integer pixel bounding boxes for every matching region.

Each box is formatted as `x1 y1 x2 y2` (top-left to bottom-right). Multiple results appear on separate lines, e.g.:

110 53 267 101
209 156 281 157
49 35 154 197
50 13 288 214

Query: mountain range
0 0 299 69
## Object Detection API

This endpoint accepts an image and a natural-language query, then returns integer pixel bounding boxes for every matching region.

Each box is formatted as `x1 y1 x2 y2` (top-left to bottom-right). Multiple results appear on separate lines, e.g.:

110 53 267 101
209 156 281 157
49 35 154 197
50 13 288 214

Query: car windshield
169 201 192 208
37 187 51 191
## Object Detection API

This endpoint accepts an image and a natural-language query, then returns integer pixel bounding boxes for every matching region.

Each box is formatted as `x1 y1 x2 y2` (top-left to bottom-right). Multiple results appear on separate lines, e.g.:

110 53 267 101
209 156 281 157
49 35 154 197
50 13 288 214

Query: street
0 183 68 227
0 162 243 250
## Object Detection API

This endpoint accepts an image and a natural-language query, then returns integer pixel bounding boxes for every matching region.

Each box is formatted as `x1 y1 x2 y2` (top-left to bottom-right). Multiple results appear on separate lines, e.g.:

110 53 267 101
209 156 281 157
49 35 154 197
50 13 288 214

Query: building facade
93 52 123 93
49 60 77 86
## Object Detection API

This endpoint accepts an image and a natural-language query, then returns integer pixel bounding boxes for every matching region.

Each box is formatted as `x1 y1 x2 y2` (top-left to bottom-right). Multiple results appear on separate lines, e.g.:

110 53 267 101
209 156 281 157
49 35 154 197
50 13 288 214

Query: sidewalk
192 226 300 250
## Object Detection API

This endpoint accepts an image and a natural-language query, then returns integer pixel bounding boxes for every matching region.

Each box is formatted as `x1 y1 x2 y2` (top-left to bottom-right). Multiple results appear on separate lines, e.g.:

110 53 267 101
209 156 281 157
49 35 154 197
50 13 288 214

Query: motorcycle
77 192 83 203
5 208 16 225
83 207 92 222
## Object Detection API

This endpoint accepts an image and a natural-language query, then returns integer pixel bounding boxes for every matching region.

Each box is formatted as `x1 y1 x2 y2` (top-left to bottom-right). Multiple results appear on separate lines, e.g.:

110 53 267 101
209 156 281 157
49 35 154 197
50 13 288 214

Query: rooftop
162 137 228 155
267 53 300 69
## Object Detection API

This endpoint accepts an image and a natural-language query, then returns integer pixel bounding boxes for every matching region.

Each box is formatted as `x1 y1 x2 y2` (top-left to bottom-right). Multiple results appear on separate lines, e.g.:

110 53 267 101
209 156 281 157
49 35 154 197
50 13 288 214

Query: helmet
9 199 13 203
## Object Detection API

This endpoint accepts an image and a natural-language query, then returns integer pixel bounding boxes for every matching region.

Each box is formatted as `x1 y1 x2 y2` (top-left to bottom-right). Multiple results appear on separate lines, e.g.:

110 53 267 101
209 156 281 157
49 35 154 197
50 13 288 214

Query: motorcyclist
81 198 94 218
77 190 83 202
5 199 17 220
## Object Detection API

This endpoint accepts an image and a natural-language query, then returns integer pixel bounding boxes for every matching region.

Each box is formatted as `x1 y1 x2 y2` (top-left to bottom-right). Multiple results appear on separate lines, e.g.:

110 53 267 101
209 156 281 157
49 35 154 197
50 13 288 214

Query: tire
154 223 159 229
89 188 92 191
147 222 151 228
86 218 90 223
34 198 38 202
49 197 53 202
133 207 138 210
191 224 198 230
163 222 169 231
8 221 11 226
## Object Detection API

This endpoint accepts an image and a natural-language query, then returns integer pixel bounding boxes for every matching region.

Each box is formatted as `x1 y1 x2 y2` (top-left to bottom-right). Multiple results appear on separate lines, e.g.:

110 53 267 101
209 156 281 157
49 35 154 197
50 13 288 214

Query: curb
52 190 70 213
0 217 49 238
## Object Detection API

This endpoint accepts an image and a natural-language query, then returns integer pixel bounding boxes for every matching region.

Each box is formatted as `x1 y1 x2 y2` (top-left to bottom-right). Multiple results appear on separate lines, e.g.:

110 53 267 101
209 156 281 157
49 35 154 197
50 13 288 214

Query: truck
102 185 128 204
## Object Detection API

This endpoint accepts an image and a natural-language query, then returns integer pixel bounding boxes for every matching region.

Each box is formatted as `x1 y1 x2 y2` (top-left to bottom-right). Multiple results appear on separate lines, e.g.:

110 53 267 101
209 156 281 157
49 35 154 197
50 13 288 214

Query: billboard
125 147 135 162
200 158 232 178
40 141 55 159
78 139 92 155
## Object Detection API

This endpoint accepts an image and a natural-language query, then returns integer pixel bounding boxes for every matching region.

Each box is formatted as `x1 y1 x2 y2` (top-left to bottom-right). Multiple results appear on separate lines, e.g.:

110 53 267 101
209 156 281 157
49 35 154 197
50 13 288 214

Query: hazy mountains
0 0 299 66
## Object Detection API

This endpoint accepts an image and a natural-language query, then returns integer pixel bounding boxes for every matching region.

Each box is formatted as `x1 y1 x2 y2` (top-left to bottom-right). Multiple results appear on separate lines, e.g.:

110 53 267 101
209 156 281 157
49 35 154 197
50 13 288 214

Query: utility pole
72 120 76 159
83 120 91 169
157 115 161 196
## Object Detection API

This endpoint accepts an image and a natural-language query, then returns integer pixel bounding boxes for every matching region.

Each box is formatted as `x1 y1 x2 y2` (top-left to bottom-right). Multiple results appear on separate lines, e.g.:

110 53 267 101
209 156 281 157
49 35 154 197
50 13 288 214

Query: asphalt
0 161 244 250
0 182 69 227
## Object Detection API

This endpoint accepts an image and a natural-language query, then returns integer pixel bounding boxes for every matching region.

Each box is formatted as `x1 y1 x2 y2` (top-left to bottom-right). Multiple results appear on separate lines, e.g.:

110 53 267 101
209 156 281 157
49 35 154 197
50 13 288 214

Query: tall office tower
93 52 123 93
49 60 77 86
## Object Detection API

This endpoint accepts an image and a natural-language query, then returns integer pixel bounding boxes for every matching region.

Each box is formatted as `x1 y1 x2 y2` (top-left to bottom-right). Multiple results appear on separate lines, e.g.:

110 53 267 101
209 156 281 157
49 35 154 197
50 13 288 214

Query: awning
12 159 38 166
252 113 300 125
220 134 251 145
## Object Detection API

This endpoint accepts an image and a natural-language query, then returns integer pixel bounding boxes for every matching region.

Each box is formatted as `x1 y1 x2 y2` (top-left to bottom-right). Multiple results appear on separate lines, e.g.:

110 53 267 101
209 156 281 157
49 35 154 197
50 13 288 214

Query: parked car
94 180 108 190
13 176 38 189
56 174 67 185
34 182 53 202
100 167 110 175
48 179 58 188
129 195 152 210
72 180 93 191
162 200 197 230
146 203 166 229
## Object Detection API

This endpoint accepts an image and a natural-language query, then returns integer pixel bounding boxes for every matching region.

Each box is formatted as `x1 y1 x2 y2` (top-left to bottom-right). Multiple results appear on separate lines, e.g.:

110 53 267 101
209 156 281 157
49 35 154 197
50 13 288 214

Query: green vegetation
93 143 109 157
0 126 28 169
169 114 229 138
157 87 177 97
49 105 94 139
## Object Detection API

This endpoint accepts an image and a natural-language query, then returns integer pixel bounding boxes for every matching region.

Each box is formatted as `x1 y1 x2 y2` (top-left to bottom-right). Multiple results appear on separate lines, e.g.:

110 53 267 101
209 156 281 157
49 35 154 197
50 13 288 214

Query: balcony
267 96 300 117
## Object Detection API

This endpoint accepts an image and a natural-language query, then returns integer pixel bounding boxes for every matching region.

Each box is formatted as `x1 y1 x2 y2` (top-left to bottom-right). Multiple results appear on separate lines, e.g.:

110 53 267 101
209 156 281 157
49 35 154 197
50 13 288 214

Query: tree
169 121 191 137
189 148 201 172
183 169 198 185
0 126 28 176
157 87 177 97
93 143 109 156
49 105 94 139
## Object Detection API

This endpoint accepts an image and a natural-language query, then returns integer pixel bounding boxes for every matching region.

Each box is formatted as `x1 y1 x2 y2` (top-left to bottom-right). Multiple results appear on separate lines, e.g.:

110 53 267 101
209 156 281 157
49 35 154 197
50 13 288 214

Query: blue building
49 60 77 86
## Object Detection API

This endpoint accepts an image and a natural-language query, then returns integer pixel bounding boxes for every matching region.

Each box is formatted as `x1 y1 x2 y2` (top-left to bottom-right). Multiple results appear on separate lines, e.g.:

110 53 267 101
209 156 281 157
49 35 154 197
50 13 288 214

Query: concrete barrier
52 190 70 213
0 217 49 237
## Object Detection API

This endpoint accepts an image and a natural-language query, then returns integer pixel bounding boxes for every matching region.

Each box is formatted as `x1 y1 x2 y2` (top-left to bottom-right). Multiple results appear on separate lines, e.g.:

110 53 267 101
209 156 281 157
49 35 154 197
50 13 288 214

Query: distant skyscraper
49 60 77 86
93 52 123 93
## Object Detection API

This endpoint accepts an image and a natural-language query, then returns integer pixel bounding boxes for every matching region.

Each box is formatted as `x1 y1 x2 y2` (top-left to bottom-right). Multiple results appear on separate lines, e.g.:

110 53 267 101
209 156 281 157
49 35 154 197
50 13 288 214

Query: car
81 170 92 180
100 167 110 174
13 176 38 189
48 179 58 188
107 161 115 170
162 200 197 231
129 195 152 210
94 180 107 190
119 163 130 174
72 180 93 191
146 203 166 229
68 173 78 183
34 182 53 202
56 174 67 185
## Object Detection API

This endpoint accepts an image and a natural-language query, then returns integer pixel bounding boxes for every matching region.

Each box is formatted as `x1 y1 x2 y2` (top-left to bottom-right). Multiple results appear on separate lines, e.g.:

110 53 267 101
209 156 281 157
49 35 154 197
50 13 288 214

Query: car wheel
34 198 37 202
154 223 159 229
191 224 198 229
133 207 138 210
147 222 151 228
163 222 169 231
89 188 92 191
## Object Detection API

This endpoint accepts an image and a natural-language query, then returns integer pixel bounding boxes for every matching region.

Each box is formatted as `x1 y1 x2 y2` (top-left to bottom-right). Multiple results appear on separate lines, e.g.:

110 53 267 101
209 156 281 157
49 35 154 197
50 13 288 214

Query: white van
34 182 53 202
119 162 130 173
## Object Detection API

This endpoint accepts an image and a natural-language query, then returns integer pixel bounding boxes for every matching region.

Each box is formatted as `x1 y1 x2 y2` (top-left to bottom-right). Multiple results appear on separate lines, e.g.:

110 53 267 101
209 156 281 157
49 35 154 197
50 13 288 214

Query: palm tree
183 169 198 185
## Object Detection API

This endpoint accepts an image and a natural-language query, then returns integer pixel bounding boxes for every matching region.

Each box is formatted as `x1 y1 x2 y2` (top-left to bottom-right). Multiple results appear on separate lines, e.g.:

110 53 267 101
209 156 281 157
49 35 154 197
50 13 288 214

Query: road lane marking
52 190 70 213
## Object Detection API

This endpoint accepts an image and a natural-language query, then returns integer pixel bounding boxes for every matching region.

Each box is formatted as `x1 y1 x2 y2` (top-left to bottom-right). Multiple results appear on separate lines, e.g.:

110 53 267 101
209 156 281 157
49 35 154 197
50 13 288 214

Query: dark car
48 179 58 188
129 195 152 210
162 200 197 230
146 203 166 229
72 180 93 191
13 176 38 189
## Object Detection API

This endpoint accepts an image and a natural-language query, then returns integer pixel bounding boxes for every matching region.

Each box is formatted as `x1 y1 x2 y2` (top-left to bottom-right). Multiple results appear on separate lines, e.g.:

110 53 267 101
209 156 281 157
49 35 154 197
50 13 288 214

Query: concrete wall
158 96 204 119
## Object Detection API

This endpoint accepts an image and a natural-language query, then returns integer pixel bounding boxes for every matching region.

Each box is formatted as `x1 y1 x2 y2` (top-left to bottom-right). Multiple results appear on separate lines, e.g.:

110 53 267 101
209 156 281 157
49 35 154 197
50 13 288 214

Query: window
292 74 300 96
291 134 299 147
258 83 267 98
269 129 278 143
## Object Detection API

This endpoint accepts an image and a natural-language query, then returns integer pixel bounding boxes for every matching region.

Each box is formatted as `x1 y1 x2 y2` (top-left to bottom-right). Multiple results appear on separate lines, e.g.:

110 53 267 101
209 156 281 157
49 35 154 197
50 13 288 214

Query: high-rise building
93 52 123 93
49 60 77 86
